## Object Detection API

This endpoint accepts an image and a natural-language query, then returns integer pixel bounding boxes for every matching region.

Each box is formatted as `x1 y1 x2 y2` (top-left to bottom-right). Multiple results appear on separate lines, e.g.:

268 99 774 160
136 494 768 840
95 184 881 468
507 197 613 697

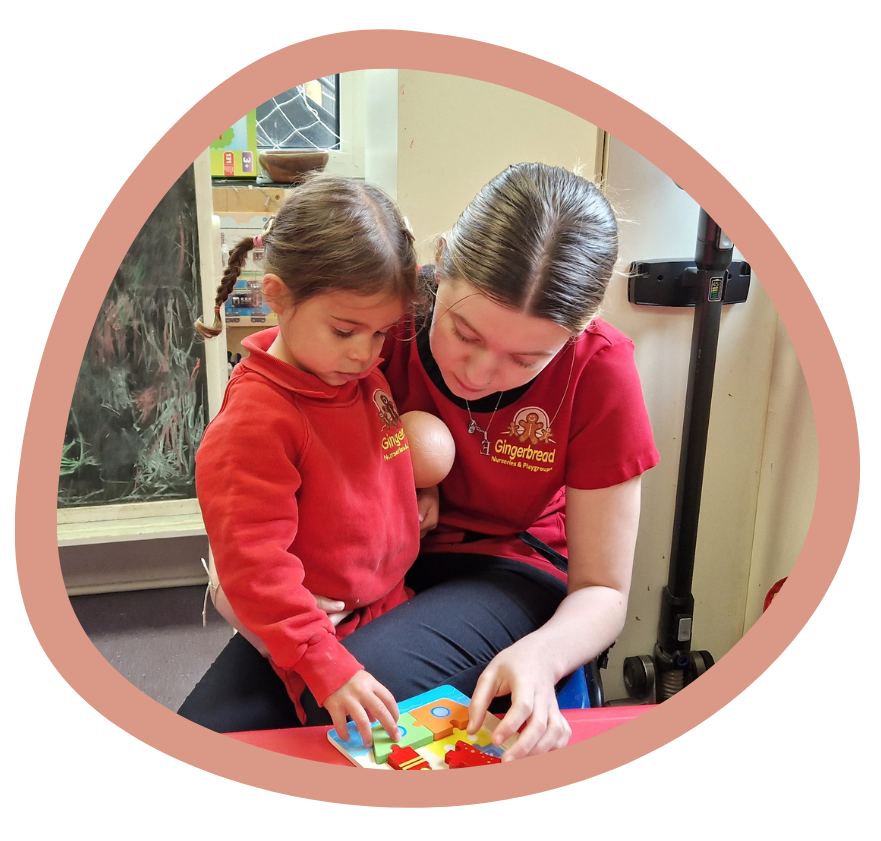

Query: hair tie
253 216 274 252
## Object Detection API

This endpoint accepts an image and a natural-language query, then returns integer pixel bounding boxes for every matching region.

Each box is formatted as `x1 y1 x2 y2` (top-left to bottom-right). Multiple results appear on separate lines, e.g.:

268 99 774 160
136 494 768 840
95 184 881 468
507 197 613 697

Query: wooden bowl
258 150 329 183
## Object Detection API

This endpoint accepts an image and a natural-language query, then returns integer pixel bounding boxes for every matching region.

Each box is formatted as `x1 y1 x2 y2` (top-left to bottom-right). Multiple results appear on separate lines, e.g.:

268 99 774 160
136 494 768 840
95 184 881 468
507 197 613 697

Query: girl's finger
368 696 401 742
329 708 350 742
350 706 374 747
492 695 534 746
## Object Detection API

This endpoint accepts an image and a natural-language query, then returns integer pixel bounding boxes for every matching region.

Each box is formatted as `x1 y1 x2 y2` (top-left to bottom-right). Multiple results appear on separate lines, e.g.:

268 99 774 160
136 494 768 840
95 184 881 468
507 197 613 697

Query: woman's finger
467 670 500 736
502 721 547 761
313 595 346 612
527 712 572 758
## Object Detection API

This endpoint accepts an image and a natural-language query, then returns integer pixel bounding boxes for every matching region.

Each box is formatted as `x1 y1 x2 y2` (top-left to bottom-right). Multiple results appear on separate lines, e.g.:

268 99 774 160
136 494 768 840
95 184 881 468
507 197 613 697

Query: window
253 72 368 181
58 162 211 533
57 154 220 547
256 76 341 151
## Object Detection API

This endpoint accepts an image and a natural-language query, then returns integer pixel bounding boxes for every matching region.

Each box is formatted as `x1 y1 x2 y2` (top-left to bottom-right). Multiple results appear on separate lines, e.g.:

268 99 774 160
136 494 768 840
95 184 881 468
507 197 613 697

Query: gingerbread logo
373 389 402 431
505 406 555 445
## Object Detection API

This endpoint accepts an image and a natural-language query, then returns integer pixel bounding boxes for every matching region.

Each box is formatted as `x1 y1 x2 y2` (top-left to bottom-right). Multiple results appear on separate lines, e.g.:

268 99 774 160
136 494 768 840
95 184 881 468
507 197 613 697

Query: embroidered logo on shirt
504 407 556 445
374 389 402 431
491 406 558 474
374 389 409 462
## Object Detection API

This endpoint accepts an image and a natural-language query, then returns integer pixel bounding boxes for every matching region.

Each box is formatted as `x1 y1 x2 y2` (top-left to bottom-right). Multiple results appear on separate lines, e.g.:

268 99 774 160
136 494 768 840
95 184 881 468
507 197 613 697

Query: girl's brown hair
436 162 618 333
196 174 418 338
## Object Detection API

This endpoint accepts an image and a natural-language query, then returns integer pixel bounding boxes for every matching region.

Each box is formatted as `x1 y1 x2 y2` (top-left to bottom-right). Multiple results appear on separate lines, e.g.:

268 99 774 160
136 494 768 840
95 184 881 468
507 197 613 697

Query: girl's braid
195 237 258 339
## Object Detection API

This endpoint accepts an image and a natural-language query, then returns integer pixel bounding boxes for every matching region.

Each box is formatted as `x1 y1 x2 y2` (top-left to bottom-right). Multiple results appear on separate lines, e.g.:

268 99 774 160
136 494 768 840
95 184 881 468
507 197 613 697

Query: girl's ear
434 237 446 265
262 274 291 314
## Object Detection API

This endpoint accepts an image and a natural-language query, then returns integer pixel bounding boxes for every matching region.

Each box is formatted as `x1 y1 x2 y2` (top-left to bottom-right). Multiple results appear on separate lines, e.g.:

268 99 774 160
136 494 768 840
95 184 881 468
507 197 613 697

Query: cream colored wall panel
396 70 599 262
689 278 778 654
745 317 818 628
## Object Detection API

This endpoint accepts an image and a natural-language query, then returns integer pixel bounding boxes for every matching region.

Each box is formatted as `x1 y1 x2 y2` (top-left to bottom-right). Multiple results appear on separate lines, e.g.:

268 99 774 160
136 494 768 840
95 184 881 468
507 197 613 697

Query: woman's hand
417 485 440 537
468 478 642 762
467 635 572 762
312 595 353 627
323 670 401 747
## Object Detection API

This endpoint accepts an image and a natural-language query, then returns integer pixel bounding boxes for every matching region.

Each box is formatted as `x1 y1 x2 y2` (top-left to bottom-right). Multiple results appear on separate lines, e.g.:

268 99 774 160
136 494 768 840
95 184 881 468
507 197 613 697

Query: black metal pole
657 210 732 658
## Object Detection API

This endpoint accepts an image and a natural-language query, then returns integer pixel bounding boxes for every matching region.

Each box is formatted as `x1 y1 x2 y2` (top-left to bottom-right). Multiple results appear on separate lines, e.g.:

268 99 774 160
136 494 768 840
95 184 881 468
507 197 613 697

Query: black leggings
177 553 568 733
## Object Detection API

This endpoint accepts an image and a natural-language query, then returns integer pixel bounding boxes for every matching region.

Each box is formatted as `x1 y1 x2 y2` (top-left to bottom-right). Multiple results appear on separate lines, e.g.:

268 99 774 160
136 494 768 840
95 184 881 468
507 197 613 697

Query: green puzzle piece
372 713 434 764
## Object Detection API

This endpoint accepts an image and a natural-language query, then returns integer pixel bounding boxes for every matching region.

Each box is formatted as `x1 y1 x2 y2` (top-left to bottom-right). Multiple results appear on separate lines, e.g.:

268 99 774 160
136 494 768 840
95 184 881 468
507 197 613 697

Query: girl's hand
467 637 572 762
312 595 353 627
324 670 401 747
417 485 440 537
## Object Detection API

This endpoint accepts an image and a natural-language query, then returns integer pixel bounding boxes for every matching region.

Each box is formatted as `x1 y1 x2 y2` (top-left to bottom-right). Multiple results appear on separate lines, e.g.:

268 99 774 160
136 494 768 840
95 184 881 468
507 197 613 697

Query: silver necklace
465 391 505 456
463 338 578 455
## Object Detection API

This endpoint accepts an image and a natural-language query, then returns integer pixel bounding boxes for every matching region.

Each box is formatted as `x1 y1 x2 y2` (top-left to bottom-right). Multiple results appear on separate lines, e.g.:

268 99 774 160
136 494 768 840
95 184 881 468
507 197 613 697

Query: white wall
394 72 818 701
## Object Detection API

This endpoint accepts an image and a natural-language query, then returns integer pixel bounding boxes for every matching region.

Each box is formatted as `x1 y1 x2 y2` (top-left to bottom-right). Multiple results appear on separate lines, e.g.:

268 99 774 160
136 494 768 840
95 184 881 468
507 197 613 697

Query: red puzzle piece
387 744 431 771
445 740 502 768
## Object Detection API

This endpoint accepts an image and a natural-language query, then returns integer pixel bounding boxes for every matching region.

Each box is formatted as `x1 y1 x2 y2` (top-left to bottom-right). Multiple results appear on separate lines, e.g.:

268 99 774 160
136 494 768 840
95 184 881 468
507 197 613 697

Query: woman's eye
333 329 354 338
513 358 537 369
452 325 478 344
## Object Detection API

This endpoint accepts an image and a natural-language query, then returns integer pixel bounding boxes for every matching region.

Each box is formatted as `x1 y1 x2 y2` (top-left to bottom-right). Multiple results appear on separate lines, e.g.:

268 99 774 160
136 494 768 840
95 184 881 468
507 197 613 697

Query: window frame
321 70 366 179
57 72 400 555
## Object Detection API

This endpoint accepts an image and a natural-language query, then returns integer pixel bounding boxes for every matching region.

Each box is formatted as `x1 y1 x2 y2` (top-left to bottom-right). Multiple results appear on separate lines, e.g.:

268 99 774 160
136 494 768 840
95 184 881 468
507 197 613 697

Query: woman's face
430 277 573 400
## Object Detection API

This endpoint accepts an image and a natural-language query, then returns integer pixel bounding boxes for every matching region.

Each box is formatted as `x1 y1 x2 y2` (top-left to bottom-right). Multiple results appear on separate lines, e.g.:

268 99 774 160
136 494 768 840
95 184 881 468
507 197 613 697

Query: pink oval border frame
16 31 858 806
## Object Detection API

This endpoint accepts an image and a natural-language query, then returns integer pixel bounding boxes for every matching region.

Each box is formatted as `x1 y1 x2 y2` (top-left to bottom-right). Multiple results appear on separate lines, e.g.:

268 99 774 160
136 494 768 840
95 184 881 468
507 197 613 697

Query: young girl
190 175 421 746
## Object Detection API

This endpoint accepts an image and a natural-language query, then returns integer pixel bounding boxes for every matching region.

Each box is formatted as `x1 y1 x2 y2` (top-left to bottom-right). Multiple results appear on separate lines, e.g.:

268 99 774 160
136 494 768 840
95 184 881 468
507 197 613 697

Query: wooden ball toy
401 411 456 488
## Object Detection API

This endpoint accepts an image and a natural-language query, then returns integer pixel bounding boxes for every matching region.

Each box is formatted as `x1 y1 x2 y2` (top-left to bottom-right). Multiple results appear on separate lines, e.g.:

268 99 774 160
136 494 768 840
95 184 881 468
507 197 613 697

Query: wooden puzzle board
327 685 518 770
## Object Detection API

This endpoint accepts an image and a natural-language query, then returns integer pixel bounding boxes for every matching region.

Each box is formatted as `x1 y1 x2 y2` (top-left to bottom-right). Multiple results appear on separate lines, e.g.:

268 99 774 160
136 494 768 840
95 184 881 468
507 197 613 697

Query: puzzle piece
421 727 488 759
475 742 505 759
327 685 516 769
445 740 502 768
387 744 431 771
372 712 434 764
327 720 373 759
408 699 470 740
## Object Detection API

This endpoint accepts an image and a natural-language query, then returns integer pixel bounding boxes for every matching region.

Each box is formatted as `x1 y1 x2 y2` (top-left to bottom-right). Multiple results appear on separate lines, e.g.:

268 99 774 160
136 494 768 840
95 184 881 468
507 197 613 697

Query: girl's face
264 277 404 387
430 277 573 400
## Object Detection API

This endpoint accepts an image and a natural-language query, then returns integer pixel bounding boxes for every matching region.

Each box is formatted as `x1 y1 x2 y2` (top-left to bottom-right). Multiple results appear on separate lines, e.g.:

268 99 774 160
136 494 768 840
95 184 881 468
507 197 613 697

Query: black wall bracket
628 260 751 307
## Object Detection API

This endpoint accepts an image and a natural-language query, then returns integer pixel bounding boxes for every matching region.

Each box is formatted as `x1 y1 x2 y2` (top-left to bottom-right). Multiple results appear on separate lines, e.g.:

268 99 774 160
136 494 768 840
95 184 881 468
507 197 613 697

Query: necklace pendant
466 394 503 456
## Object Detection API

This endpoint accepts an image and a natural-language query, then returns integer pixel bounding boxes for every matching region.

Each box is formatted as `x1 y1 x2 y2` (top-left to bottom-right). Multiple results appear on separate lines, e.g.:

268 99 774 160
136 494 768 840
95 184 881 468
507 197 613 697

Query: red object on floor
225 705 656 766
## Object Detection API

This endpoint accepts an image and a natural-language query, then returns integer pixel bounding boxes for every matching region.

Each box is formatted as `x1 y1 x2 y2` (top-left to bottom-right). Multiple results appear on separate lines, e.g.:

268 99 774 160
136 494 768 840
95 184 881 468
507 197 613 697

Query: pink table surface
226 705 656 765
